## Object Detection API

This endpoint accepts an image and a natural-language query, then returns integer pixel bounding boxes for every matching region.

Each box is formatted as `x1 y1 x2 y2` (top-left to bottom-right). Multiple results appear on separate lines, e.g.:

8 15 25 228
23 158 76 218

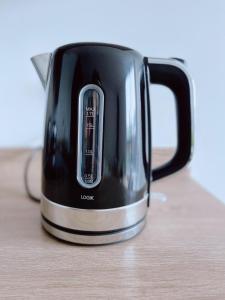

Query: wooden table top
0 149 225 299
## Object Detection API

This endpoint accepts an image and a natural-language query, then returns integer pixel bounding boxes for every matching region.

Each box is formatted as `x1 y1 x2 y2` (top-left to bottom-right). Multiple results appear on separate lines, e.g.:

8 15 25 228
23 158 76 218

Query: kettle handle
146 57 195 181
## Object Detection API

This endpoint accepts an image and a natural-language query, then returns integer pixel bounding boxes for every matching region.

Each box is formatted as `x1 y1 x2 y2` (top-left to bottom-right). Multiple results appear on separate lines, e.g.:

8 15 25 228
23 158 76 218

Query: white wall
0 0 225 201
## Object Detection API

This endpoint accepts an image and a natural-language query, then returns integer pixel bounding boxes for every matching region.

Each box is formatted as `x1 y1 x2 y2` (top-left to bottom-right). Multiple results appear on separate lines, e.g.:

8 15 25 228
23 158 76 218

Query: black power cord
24 147 41 202
24 149 168 204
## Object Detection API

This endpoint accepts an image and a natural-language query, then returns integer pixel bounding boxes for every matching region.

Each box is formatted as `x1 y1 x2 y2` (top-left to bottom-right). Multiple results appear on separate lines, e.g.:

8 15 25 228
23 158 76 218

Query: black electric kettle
31 42 194 245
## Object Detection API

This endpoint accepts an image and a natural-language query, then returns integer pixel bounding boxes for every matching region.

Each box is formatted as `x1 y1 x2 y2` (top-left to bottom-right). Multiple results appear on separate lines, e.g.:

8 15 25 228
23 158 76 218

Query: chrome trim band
41 194 148 232
42 217 146 245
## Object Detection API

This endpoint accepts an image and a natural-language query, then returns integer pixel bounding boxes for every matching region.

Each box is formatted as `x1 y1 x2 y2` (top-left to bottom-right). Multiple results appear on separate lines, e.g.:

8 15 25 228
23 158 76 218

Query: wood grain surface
0 149 225 300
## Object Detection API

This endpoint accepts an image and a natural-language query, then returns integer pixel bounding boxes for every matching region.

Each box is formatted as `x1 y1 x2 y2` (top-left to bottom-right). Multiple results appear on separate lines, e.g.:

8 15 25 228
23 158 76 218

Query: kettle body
32 43 194 244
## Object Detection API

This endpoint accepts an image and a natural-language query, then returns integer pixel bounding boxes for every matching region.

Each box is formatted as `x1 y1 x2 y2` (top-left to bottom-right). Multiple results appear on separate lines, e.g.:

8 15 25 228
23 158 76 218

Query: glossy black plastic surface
42 43 151 209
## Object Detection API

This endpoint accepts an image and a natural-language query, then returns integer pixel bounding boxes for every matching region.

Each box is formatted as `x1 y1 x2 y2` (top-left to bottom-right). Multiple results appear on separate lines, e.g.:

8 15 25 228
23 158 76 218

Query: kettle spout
31 53 52 89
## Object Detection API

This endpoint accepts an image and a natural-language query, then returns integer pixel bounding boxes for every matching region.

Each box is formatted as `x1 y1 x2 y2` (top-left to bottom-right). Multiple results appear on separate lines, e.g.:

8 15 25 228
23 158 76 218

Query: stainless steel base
41 194 148 245
42 217 146 245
